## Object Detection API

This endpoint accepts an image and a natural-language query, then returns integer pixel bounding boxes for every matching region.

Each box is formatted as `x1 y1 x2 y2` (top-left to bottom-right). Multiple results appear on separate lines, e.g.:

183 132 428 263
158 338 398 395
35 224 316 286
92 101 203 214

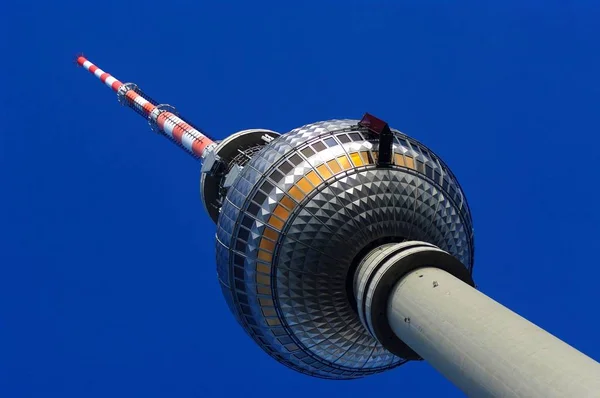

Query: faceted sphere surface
215 119 474 379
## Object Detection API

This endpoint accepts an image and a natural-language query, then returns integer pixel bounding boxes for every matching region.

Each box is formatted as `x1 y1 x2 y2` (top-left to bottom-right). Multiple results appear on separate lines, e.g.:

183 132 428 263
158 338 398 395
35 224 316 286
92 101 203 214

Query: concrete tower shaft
355 241 600 397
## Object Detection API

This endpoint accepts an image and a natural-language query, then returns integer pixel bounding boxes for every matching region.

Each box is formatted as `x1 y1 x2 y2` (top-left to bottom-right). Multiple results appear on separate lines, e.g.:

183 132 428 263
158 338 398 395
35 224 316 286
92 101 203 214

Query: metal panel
215 119 475 379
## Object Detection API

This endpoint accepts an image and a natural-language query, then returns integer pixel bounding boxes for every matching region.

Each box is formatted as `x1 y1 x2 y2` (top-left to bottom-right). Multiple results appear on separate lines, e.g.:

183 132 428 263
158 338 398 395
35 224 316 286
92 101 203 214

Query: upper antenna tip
74 53 86 67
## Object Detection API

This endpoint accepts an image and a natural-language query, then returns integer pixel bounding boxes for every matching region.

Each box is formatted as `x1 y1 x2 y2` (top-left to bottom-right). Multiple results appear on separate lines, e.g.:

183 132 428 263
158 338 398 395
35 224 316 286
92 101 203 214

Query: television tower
76 55 600 397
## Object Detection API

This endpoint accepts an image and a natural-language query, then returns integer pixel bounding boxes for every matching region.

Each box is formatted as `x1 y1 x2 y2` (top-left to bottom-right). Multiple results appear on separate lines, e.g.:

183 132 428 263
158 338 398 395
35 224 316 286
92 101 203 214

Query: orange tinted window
259 298 274 306
280 195 296 210
264 228 279 241
257 286 270 295
273 205 290 221
327 159 342 174
258 250 273 262
262 307 277 317
296 177 313 193
306 171 321 186
268 216 284 230
350 152 364 167
259 239 275 252
257 263 271 274
360 152 372 165
257 274 270 285
394 153 405 166
317 164 333 179
337 155 351 170
289 186 305 201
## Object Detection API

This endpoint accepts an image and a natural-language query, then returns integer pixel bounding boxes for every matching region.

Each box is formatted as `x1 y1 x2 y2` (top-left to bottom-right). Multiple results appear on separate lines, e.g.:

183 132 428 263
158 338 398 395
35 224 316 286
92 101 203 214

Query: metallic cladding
215 119 474 379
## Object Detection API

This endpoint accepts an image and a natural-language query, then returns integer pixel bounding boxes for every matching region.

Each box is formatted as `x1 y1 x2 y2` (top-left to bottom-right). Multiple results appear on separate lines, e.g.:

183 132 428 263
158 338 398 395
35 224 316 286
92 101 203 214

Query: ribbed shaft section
387 267 600 397
76 55 215 159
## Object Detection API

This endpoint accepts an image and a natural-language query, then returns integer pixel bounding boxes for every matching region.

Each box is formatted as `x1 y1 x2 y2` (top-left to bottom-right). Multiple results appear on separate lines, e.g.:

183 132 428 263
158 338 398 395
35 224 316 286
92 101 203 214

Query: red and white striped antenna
76 55 217 160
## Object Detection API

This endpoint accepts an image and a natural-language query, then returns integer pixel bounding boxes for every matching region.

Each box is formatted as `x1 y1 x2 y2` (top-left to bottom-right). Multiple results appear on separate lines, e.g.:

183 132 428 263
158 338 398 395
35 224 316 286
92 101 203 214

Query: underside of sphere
214 119 474 379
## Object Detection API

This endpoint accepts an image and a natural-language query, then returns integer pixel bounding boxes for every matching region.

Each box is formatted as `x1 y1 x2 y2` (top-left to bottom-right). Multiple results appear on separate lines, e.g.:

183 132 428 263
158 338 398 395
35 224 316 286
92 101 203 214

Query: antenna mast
76 55 216 160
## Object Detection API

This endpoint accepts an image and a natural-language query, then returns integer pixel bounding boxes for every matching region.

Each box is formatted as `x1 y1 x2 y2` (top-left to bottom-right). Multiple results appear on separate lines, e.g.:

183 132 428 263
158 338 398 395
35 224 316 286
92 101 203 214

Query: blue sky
2 1 600 397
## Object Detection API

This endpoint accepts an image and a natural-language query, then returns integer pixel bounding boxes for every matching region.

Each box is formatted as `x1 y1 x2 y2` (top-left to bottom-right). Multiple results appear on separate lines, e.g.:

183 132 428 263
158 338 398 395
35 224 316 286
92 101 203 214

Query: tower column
355 242 600 397
388 266 600 397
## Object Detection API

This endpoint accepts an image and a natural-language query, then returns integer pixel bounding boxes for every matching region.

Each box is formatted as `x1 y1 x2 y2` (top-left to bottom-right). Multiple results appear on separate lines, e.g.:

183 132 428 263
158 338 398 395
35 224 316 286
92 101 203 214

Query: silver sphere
215 119 474 379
